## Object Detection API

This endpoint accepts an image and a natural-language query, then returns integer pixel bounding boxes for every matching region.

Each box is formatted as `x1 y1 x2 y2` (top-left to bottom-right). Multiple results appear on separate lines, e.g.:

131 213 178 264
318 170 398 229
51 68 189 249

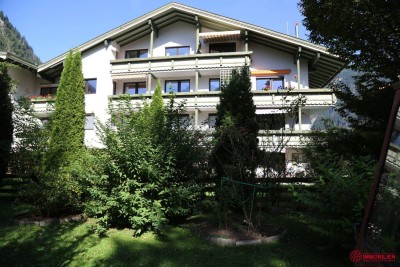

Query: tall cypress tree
45 50 85 171
0 62 13 178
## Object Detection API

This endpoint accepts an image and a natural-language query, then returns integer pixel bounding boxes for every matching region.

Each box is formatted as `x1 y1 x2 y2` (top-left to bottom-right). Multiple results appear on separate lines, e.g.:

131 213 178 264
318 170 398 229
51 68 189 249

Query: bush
293 151 374 249
86 82 209 235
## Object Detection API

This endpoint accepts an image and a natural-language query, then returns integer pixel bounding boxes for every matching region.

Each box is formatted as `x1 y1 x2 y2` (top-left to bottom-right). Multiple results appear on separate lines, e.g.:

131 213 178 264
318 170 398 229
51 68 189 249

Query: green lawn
0 200 352 267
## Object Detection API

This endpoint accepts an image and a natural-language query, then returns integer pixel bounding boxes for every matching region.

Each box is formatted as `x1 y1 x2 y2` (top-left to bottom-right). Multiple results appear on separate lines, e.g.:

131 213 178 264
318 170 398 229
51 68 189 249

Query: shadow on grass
0 200 352 267
0 200 98 266
90 216 352 267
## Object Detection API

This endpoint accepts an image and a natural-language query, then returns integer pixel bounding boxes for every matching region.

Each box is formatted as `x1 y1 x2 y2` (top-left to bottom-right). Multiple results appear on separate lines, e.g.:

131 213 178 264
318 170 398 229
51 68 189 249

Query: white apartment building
2 3 345 162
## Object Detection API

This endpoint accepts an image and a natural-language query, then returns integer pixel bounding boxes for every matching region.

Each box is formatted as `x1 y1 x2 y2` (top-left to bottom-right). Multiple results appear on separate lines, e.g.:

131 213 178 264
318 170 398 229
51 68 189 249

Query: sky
1 0 309 63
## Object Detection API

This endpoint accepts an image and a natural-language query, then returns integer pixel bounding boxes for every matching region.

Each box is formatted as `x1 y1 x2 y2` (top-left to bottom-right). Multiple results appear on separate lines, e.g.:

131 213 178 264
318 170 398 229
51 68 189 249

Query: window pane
272 78 283 90
210 79 220 91
137 82 147 94
178 47 190 55
209 43 236 53
125 50 137 58
208 114 217 129
85 115 95 130
165 48 177 56
256 78 269 90
180 81 190 92
166 46 190 56
126 49 148 58
138 50 148 58
124 83 136 94
166 81 178 93
86 79 97 94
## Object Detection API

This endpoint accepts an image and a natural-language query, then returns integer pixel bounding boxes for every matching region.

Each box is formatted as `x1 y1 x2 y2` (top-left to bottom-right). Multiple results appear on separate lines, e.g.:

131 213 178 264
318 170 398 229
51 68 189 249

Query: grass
0 200 353 267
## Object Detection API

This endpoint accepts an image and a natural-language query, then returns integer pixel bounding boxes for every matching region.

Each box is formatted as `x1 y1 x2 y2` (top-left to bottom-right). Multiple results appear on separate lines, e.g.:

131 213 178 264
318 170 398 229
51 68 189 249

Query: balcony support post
147 73 152 93
244 30 248 52
296 46 302 90
195 70 199 92
194 102 199 128
148 19 158 57
195 16 201 53
298 104 302 131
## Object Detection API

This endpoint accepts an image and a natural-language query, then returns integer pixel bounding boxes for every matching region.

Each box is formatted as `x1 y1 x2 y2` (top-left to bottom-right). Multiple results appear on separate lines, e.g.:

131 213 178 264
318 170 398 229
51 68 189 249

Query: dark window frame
209 42 236 53
123 82 147 95
256 114 285 130
209 78 221 92
208 113 218 129
165 46 190 56
85 79 97 94
125 49 148 59
165 80 190 93
40 87 57 96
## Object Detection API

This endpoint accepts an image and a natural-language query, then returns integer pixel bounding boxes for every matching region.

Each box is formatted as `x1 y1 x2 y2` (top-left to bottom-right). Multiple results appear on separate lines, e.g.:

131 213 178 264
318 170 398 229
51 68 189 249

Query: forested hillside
0 11 41 64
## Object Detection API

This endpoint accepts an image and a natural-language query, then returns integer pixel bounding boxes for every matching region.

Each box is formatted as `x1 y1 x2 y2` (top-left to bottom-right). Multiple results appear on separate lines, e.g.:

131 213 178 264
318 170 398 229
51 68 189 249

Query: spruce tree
45 50 85 171
0 62 13 178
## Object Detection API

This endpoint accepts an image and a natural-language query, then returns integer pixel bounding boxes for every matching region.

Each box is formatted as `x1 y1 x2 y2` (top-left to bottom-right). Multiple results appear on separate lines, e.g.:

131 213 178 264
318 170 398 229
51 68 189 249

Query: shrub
86 81 209 235
293 151 374 249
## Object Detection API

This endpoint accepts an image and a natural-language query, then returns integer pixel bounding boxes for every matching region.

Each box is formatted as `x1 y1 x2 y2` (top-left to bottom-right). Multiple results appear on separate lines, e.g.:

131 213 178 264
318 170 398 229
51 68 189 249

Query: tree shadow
0 201 98 266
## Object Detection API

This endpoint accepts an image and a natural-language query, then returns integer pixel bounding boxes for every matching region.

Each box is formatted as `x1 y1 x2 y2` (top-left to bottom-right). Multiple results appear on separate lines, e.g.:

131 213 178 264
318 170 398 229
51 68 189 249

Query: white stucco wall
8 66 40 98
249 41 309 89
153 21 197 57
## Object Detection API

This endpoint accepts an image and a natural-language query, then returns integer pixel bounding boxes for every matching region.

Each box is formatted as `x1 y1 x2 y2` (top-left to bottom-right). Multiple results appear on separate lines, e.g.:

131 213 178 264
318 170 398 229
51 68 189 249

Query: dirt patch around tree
14 213 85 226
188 215 286 246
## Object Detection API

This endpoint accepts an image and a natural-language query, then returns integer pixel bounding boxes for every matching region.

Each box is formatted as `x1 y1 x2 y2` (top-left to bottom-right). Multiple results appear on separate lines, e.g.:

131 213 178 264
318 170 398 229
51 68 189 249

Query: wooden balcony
258 130 313 148
110 52 252 74
30 98 55 117
109 88 336 110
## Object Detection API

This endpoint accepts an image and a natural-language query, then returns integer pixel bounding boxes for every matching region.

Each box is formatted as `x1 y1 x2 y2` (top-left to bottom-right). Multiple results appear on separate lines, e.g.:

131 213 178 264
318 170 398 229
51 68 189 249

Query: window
209 43 236 53
165 80 190 93
209 78 220 91
256 77 284 91
85 79 97 94
124 82 147 94
85 114 95 130
170 114 190 128
292 153 300 163
40 87 57 96
165 46 190 56
257 114 285 130
208 114 217 129
125 49 148 59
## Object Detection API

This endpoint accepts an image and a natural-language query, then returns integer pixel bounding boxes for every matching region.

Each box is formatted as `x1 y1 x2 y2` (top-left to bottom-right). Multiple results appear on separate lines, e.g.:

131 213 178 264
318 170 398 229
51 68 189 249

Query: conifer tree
45 50 85 171
0 62 13 177
213 67 259 182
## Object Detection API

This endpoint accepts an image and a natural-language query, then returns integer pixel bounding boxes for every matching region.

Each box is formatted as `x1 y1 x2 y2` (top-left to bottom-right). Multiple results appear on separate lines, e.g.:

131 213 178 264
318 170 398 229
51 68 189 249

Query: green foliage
9 97 47 180
213 67 258 181
16 51 87 216
0 11 41 64
294 151 375 249
86 81 208 235
299 0 400 81
300 0 397 159
44 50 85 172
0 62 13 177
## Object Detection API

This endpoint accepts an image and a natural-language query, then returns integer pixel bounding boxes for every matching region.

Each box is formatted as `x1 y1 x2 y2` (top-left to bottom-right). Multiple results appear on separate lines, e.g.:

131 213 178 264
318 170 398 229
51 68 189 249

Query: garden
0 54 373 266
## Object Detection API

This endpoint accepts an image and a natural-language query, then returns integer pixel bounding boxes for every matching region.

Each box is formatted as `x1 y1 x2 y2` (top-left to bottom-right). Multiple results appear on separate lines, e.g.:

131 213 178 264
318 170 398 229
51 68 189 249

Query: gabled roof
38 2 345 87
0 51 38 71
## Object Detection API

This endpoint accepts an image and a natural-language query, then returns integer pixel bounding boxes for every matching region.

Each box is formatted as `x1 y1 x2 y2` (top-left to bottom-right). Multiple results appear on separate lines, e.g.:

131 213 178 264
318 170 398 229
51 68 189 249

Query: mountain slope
0 11 41 64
